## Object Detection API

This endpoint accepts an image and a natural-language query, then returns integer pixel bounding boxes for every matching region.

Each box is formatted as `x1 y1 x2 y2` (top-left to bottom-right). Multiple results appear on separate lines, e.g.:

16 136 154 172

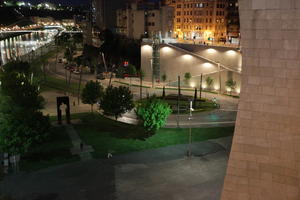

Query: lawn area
74 113 234 158
20 126 79 171
29 47 81 94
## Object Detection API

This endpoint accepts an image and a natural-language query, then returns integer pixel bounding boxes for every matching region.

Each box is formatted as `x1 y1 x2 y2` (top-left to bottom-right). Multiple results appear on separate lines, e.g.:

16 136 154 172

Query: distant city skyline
25 0 89 6
24 0 162 6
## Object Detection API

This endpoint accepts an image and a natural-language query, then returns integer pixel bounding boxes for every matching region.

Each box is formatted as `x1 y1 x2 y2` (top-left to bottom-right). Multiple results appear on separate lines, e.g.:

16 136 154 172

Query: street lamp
217 62 221 94
187 99 193 158
150 58 154 88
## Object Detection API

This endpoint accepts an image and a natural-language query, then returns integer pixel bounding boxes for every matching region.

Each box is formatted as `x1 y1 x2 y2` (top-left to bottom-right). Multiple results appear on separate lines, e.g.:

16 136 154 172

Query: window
177 11 181 16
177 4 182 8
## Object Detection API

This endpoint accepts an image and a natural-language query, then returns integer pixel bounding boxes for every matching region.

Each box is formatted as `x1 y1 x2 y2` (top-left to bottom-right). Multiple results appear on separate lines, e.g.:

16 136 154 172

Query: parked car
96 74 105 80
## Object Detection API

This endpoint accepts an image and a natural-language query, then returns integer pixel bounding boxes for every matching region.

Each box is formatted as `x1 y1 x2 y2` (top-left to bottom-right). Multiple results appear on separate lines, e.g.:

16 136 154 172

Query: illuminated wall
141 43 242 94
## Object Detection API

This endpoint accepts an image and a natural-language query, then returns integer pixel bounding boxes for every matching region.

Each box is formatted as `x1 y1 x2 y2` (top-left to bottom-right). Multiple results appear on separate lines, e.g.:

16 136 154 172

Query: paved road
0 137 232 200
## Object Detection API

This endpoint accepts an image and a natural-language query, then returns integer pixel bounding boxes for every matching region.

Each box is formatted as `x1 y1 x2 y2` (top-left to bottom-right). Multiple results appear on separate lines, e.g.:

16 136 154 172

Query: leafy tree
127 64 137 75
0 62 50 156
81 81 103 112
64 47 73 64
205 76 214 90
226 78 237 95
161 74 167 83
127 64 137 87
184 72 191 85
136 96 172 132
116 66 125 78
101 86 134 120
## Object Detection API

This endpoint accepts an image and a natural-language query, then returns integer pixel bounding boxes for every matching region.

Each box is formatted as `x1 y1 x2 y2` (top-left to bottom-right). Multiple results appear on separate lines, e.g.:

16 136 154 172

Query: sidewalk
63 122 94 161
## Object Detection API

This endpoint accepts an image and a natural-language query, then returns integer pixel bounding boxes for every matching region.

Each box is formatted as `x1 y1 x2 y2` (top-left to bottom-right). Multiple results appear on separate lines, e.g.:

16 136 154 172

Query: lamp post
217 62 221 94
187 99 193 158
150 58 154 88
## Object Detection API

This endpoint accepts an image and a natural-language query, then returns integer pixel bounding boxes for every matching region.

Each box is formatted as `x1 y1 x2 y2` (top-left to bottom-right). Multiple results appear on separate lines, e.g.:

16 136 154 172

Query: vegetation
136 96 172 132
74 113 234 158
184 72 192 85
0 61 50 156
161 74 167 83
226 78 237 95
81 81 104 112
100 29 141 70
101 86 134 120
205 76 214 90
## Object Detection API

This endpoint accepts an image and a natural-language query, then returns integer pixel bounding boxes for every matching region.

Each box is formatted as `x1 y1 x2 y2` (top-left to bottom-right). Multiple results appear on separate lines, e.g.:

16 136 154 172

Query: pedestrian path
64 124 94 161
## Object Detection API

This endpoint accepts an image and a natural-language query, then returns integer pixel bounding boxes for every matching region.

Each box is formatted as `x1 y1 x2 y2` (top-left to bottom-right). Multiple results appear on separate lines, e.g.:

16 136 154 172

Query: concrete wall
141 43 241 94
172 43 242 70
133 10 145 39
221 0 300 199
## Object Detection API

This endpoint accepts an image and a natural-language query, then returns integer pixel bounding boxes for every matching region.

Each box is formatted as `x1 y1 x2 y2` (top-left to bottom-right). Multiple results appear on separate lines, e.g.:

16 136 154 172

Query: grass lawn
74 113 234 158
20 126 79 171
29 47 81 94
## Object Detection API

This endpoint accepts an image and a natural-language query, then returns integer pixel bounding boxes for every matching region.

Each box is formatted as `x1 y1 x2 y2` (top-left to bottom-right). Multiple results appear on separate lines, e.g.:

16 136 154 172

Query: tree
127 64 137 88
226 78 237 95
64 48 73 64
184 72 192 85
81 81 103 112
0 62 50 156
136 96 172 132
161 74 167 83
205 76 214 91
101 86 134 120
116 66 125 78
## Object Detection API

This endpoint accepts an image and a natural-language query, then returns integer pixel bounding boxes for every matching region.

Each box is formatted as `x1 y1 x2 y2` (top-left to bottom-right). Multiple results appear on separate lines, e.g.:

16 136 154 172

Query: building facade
165 0 227 42
221 0 300 199
226 0 239 42
116 3 174 40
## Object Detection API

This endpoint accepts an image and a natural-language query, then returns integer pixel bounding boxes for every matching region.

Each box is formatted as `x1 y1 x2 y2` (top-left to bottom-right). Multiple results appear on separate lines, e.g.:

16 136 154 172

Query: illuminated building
165 0 227 42
116 3 174 39
226 0 239 43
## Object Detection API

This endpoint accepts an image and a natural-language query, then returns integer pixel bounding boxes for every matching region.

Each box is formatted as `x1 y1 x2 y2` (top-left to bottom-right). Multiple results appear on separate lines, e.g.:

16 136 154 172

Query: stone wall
221 0 300 199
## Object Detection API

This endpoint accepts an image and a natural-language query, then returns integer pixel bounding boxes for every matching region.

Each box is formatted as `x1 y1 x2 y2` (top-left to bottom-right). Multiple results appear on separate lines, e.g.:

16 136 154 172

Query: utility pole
177 75 181 128
218 62 221 94
187 100 193 158
77 67 83 105
199 73 203 100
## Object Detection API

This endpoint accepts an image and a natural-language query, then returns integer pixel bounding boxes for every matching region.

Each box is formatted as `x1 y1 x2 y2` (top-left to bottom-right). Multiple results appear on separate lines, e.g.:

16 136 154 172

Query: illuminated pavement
0 137 232 200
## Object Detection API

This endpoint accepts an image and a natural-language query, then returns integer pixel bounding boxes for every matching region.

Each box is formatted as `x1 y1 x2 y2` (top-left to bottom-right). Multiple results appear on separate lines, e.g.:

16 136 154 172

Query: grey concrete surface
0 137 232 200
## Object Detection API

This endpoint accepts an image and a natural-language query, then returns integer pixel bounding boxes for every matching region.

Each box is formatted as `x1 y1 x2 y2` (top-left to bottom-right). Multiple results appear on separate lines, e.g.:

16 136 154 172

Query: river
0 29 58 65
